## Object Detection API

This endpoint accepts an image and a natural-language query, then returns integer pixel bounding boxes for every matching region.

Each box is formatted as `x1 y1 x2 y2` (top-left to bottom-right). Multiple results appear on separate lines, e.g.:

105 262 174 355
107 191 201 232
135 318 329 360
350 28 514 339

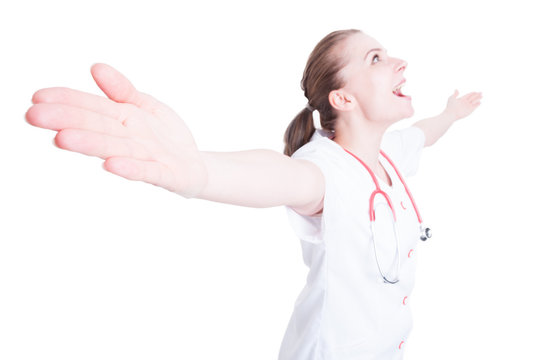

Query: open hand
444 89 483 120
26 64 208 198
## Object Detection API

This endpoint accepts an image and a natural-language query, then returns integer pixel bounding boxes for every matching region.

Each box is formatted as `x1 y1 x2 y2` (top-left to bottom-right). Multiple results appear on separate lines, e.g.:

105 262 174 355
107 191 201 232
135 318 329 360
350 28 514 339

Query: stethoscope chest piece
420 226 432 241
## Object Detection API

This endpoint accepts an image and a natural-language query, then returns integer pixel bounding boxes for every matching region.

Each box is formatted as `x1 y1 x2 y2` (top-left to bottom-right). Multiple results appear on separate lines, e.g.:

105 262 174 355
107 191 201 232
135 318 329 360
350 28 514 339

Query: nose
395 58 408 72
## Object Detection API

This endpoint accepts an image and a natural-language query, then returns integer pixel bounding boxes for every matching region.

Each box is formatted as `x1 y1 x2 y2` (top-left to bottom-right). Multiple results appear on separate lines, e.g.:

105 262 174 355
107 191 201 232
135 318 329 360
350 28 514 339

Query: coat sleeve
284 137 341 244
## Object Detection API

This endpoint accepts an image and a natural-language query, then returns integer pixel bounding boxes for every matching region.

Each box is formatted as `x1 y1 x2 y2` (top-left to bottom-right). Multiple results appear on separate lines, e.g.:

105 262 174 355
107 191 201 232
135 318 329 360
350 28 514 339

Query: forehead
342 32 384 61
337 33 384 81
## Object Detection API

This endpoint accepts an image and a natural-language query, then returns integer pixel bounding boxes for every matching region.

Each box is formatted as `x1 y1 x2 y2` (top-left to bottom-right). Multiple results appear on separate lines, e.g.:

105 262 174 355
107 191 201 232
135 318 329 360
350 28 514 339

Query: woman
26 29 481 359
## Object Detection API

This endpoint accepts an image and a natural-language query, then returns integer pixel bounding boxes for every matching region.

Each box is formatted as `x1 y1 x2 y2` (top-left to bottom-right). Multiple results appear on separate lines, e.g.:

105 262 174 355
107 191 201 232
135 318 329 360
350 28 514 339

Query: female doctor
26 29 481 359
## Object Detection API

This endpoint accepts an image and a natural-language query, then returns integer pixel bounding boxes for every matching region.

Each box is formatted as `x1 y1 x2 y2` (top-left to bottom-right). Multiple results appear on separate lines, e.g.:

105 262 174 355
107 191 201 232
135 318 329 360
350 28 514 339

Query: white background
1 0 541 359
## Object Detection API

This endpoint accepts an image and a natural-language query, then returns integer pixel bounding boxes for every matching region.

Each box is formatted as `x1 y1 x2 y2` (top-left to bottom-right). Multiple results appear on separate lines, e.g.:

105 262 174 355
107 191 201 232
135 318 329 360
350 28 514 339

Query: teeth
393 82 407 96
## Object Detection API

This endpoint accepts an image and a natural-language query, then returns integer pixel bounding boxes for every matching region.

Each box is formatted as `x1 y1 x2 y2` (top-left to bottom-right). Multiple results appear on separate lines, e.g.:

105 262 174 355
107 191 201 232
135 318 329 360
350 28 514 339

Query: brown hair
283 29 361 156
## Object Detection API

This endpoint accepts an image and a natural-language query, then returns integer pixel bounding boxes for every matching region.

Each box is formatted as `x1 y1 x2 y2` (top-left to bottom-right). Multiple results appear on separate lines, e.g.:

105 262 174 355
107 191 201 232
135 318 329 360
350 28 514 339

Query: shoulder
381 126 425 154
380 126 426 177
291 130 343 163
291 132 350 186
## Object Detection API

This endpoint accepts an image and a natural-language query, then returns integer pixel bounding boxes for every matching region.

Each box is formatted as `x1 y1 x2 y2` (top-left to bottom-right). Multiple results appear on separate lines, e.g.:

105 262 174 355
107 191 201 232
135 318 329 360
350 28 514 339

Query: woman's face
337 33 414 125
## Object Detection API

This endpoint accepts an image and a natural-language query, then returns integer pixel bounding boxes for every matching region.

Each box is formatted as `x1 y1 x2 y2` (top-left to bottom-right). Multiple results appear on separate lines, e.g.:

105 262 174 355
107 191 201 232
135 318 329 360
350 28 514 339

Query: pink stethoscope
344 148 432 284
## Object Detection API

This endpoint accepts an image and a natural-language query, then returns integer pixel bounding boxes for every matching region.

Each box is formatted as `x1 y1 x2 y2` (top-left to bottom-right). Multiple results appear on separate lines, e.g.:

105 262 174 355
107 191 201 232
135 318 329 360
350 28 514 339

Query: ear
328 89 355 112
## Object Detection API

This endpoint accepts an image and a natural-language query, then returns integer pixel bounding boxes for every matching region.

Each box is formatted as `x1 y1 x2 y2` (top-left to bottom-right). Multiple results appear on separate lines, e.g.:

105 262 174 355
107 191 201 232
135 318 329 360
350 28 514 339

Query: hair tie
312 109 321 130
305 103 321 130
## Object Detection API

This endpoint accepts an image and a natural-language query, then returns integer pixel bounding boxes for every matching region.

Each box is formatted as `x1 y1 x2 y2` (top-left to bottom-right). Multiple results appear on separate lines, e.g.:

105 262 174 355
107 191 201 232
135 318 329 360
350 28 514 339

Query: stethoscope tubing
343 148 423 225
343 147 429 284
378 151 423 224
370 212 401 284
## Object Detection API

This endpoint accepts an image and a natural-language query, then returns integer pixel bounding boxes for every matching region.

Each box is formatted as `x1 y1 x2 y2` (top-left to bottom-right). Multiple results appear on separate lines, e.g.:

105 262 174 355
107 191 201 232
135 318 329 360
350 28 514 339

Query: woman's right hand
26 64 208 198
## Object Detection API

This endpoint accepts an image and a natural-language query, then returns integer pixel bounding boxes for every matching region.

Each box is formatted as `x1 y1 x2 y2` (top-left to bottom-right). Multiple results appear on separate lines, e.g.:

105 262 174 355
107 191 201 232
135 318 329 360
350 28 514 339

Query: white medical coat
279 127 426 360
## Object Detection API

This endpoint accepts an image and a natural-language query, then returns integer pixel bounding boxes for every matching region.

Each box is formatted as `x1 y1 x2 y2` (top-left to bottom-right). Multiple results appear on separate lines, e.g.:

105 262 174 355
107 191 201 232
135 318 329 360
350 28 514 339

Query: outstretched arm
412 90 482 147
198 150 324 213
26 64 324 215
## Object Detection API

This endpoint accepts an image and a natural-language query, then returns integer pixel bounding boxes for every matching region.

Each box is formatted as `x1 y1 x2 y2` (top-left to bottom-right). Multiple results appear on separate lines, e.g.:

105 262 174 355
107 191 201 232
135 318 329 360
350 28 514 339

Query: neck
332 114 388 172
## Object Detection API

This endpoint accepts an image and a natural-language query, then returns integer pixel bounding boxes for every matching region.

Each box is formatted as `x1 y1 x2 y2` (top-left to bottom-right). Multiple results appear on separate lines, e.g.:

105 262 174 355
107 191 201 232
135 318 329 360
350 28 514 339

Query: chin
382 101 415 123
404 107 415 119
399 102 415 119
390 109 415 124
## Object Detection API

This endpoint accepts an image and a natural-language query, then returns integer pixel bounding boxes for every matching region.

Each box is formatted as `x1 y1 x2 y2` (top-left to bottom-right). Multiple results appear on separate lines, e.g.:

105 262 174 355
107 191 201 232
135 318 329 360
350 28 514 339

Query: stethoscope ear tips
420 227 432 241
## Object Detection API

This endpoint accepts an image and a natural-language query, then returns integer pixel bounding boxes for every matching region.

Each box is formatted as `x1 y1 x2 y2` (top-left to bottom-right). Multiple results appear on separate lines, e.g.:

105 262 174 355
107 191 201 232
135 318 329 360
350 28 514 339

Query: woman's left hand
444 90 483 120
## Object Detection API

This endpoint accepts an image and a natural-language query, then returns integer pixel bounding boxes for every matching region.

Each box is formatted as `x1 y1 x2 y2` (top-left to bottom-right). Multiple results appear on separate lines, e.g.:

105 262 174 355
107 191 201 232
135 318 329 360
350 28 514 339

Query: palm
445 90 482 120
26 64 207 198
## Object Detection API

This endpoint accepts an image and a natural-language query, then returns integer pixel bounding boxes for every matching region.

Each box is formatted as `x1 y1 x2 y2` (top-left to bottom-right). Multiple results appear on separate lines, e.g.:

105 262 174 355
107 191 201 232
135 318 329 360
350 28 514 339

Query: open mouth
392 81 410 98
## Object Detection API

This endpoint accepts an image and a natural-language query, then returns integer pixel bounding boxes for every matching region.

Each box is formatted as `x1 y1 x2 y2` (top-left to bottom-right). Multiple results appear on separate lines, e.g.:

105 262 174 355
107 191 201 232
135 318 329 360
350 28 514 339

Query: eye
371 54 381 64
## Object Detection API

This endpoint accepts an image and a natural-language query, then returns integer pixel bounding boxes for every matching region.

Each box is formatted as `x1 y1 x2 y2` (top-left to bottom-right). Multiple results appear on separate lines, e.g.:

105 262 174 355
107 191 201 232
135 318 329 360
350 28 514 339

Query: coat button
399 340 405 349
408 249 414 258
402 296 408 305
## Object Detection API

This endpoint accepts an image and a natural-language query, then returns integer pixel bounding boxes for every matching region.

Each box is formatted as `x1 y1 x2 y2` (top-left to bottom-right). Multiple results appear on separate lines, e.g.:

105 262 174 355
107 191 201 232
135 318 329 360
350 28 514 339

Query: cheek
351 75 397 119
358 89 389 117
364 77 390 102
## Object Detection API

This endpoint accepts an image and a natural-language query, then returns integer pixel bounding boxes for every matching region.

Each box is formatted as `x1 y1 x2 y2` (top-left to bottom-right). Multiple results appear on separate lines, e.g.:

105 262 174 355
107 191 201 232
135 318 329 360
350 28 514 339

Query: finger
466 93 483 102
26 103 128 137
55 129 151 160
32 87 127 120
90 63 161 112
104 157 174 190
464 93 476 102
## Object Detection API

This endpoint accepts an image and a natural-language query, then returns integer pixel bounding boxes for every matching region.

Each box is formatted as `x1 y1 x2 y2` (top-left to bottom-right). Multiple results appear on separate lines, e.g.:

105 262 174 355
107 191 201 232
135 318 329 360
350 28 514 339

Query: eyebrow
364 48 385 60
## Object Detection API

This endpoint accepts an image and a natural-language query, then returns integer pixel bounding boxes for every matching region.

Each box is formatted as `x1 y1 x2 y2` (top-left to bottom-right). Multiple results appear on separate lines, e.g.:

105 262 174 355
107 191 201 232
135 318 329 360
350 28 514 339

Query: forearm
413 90 483 147
196 149 323 210
412 111 456 147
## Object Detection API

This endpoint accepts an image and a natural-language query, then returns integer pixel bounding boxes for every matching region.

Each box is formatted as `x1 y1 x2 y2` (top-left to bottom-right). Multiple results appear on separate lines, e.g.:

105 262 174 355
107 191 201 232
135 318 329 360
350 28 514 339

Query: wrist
441 109 459 123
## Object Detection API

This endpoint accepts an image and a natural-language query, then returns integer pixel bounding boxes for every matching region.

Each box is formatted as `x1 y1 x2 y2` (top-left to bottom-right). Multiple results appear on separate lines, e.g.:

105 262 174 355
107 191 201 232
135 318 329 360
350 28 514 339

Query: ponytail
283 107 316 156
282 29 361 157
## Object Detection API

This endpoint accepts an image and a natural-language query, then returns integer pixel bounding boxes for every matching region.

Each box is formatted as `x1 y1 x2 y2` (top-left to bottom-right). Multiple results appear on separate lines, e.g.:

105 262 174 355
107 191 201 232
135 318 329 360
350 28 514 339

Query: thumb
452 89 459 98
90 63 156 110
